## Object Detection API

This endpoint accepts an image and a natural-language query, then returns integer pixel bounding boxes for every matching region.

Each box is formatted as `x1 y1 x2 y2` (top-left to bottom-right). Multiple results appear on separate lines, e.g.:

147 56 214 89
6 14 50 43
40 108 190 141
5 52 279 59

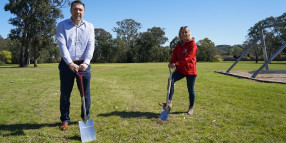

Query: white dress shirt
57 18 95 65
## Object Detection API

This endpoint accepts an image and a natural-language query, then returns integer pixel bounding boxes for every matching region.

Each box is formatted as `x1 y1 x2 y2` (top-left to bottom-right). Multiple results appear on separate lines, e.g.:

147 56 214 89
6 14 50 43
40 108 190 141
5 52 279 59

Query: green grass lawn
0 61 285 142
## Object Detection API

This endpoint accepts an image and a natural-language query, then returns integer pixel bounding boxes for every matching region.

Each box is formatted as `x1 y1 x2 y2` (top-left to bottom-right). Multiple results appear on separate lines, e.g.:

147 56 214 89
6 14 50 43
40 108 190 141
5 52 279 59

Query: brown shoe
187 107 193 115
60 122 69 131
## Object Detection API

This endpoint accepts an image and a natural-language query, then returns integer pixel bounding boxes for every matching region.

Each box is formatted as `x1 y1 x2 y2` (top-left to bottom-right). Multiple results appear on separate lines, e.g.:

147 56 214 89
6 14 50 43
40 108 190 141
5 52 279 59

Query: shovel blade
159 108 170 121
79 119 96 143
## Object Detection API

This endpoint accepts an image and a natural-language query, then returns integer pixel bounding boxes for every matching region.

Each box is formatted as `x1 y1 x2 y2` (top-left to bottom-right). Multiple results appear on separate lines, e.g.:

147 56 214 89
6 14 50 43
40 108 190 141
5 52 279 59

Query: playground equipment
226 22 286 78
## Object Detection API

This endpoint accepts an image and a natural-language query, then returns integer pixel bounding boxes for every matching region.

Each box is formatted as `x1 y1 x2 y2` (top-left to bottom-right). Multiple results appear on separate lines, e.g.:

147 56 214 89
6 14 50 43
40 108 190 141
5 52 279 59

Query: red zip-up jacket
170 38 197 75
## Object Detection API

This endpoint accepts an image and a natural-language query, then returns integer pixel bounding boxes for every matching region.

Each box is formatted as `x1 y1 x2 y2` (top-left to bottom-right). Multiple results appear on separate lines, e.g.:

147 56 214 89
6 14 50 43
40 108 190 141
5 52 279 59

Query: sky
1 0 286 46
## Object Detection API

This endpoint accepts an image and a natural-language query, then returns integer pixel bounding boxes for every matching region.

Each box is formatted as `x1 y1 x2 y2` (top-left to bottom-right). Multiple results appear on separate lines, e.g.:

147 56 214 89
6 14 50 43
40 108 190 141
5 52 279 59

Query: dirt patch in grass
215 70 286 84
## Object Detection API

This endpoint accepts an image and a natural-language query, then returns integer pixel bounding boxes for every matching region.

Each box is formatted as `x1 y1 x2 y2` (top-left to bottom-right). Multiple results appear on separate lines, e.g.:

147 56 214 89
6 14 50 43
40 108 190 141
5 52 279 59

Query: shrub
0 50 12 64
213 54 223 62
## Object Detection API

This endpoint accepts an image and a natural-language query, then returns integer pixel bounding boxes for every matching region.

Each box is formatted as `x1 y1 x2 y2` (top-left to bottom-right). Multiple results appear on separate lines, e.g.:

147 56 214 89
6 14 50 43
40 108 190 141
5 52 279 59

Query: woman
160 26 198 115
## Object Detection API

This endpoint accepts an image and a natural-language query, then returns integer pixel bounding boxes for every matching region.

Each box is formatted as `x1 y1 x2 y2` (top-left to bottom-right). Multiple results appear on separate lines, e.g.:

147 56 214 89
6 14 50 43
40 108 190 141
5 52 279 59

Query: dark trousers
58 60 91 123
169 71 197 107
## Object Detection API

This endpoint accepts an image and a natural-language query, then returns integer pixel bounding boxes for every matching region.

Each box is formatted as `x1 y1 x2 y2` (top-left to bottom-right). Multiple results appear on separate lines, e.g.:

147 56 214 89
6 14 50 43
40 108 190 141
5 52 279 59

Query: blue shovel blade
159 108 170 121
79 119 96 143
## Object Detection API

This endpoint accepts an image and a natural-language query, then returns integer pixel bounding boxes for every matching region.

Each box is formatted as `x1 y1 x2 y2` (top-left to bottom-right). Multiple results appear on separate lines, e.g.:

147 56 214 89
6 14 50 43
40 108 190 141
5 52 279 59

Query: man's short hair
70 0 85 9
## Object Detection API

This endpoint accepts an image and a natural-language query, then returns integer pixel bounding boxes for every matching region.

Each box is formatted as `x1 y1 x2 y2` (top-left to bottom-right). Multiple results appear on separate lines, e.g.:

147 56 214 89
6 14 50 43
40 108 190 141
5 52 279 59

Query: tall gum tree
5 0 63 67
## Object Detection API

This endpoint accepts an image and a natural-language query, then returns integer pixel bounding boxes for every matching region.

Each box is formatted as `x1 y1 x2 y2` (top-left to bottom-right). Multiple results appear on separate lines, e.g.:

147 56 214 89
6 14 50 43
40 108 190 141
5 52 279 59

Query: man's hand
69 62 79 73
79 63 88 72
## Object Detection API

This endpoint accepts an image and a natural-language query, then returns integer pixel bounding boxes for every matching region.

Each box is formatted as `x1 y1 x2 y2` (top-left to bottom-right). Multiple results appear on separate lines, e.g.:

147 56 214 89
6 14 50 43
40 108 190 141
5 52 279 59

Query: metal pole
251 42 286 78
260 29 269 70
226 38 259 73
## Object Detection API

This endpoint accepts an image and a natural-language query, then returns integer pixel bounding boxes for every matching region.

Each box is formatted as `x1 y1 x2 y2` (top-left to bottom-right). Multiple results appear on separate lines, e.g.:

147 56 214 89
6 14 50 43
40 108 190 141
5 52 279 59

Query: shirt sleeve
56 21 73 65
83 23 95 65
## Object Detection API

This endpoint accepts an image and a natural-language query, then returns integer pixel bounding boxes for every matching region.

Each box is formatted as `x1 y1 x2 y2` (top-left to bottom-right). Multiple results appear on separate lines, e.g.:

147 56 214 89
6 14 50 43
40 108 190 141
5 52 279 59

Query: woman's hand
168 63 176 69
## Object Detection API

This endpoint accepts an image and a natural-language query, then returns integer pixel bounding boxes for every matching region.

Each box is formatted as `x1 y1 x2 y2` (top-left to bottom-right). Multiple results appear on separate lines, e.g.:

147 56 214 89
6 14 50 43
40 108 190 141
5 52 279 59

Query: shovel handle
165 67 176 109
76 71 85 97
169 67 176 76
76 71 87 122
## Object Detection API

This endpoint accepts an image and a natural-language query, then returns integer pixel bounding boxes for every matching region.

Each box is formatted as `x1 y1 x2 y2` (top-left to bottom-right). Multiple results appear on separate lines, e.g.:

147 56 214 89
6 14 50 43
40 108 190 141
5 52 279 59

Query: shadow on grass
68 135 81 141
170 111 187 114
0 66 22 68
98 111 159 119
0 121 77 137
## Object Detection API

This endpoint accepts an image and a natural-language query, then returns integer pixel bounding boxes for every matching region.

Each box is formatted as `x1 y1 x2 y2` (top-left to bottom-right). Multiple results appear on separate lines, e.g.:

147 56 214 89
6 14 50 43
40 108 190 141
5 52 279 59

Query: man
56 0 95 131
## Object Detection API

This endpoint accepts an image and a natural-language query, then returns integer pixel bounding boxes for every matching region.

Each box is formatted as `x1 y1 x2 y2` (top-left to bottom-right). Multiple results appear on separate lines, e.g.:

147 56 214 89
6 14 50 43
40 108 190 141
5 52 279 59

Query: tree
216 45 232 55
242 40 261 63
277 13 286 44
93 28 115 63
113 19 142 50
113 37 127 63
230 46 243 60
169 36 179 50
197 38 219 62
247 13 286 60
93 28 127 63
0 50 12 64
0 36 8 51
149 46 170 62
135 27 168 62
52 0 71 7
5 0 62 67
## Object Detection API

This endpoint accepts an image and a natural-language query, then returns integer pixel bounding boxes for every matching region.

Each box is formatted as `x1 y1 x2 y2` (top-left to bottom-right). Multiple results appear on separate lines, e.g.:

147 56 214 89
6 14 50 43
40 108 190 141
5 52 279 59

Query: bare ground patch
215 70 286 84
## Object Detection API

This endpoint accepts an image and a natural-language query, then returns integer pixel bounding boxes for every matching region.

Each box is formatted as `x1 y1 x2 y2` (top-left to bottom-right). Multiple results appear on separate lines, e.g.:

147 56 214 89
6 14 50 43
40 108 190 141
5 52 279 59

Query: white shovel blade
79 119 96 143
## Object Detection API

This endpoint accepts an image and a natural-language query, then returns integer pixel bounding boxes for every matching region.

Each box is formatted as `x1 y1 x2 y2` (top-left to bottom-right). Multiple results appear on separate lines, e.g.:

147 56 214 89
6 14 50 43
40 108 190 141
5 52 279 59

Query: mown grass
0 61 285 142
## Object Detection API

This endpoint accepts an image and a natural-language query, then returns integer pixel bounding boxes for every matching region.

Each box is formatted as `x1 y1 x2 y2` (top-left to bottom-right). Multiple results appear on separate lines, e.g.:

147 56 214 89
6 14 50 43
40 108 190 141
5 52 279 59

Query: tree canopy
113 19 142 50
246 12 286 60
197 38 219 62
135 27 169 62
5 0 62 67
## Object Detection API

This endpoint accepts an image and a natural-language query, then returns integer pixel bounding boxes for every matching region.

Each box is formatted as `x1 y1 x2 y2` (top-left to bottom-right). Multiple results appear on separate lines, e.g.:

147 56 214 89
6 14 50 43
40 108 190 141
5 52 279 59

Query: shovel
77 71 96 143
159 67 175 121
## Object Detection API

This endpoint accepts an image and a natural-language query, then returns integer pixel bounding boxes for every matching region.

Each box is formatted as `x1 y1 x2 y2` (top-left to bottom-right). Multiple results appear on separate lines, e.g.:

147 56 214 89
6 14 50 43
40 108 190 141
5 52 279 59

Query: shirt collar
68 17 86 27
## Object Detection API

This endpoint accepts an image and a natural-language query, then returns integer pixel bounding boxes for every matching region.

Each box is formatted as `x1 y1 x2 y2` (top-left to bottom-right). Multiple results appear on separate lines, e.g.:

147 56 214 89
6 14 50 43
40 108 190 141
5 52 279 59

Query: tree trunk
19 29 30 67
19 46 30 67
34 51 40 67
19 47 29 67
23 46 30 67
34 58 38 67
255 52 258 63
19 46 24 67
33 45 39 67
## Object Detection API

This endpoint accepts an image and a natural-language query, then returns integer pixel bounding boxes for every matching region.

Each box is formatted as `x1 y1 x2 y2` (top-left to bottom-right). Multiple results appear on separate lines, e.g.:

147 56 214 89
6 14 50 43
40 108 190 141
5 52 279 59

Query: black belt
73 60 84 64
61 58 84 64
